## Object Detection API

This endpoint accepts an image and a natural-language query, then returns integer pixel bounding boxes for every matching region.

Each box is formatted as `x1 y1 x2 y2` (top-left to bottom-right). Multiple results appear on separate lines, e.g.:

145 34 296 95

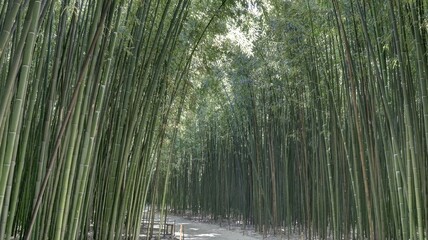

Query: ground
168 215 303 240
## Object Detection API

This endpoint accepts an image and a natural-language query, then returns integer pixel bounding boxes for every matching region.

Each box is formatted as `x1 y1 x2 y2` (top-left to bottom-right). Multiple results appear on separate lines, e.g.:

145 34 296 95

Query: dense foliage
167 0 428 239
0 0 209 239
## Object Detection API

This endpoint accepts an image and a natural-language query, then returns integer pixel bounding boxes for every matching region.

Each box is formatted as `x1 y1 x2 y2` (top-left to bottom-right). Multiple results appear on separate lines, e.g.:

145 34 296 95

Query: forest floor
167 214 305 240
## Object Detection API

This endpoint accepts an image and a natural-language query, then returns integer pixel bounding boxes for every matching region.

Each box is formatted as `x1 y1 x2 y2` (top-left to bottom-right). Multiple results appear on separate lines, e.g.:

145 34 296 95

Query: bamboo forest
1 0 428 239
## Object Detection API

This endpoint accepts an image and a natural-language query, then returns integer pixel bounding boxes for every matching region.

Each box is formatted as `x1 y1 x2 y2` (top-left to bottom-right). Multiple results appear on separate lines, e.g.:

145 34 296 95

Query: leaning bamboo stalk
23 2 112 239
0 0 41 226
0 2 35 213
1 3 51 236
0 0 23 60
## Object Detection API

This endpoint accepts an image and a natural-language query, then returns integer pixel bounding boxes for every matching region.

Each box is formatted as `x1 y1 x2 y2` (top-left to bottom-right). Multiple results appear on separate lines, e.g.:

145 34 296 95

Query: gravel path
167 215 302 240
169 215 261 240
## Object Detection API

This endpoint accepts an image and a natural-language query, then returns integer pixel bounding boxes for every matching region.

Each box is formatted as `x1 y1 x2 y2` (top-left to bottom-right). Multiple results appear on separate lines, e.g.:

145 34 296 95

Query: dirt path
167 215 300 240
168 215 261 240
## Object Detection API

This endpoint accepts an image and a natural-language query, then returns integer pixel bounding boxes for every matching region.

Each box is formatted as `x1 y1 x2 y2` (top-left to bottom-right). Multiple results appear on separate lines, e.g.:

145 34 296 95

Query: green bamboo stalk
24 2 112 239
0 0 23 59
0 0 41 226
2 4 51 238
409 3 425 239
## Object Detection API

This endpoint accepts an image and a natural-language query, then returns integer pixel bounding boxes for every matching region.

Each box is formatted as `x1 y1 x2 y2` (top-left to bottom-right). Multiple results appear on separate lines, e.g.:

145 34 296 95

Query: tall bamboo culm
168 0 428 239
0 0 193 239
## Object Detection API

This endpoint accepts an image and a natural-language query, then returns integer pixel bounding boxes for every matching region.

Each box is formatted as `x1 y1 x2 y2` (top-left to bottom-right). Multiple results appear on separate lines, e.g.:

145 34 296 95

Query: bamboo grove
0 0 214 239
167 0 428 239
1 0 428 239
